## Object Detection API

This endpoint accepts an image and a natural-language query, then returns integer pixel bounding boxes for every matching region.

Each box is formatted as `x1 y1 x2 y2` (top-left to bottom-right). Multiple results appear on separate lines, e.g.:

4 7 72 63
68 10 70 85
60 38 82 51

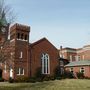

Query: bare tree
0 46 15 70
0 49 6 63
0 0 16 26
0 0 16 69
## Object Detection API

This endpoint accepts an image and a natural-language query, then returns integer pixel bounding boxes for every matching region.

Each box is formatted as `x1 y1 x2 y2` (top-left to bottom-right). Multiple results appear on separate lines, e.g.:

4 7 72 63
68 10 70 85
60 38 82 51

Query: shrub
0 77 4 82
56 77 62 80
49 76 55 80
84 77 90 79
36 78 43 82
29 77 36 83
77 72 84 79
42 75 50 81
54 66 61 78
15 76 29 83
35 67 50 82
63 70 74 79
35 67 42 78
9 77 14 83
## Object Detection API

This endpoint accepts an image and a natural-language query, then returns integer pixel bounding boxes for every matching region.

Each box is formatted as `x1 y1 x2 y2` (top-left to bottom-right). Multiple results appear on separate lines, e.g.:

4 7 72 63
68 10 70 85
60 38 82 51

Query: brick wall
30 38 59 77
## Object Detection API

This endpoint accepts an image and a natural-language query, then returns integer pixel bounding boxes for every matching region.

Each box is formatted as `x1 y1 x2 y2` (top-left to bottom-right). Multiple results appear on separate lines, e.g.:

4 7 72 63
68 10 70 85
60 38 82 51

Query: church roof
30 37 57 50
65 60 90 67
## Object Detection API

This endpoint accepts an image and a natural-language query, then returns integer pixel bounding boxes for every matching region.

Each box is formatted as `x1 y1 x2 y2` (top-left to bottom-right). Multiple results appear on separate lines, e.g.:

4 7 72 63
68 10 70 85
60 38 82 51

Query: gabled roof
30 37 57 50
65 60 90 67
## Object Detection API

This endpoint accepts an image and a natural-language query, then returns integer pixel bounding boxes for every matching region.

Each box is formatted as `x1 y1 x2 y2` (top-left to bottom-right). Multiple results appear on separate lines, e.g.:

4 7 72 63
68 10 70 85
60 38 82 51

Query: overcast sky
6 0 90 49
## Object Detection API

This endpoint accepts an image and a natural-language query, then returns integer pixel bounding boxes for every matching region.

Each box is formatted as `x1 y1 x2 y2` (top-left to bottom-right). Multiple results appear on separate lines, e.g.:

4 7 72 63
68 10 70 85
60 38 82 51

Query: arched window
25 35 27 40
21 33 24 39
41 53 50 74
17 33 20 39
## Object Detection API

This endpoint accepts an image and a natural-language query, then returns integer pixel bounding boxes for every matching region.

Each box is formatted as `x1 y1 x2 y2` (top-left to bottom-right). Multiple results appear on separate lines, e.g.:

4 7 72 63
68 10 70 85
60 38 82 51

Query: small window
80 67 85 73
21 33 24 39
25 35 28 40
78 56 81 61
70 68 73 73
20 68 24 75
16 68 19 75
16 68 24 75
60 61 64 66
20 52 23 58
17 33 20 39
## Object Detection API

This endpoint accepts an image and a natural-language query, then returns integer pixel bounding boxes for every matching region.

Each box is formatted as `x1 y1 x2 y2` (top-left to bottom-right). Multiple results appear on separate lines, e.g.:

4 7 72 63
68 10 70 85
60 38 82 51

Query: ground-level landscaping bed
0 79 90 90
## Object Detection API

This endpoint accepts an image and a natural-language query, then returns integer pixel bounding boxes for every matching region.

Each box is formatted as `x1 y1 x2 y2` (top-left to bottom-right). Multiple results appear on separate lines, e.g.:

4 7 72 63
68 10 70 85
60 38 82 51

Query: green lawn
0 79 90 90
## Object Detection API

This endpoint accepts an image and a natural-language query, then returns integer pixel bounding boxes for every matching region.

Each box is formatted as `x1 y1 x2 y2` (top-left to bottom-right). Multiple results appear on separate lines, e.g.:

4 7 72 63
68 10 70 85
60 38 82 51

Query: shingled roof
65 60 90 67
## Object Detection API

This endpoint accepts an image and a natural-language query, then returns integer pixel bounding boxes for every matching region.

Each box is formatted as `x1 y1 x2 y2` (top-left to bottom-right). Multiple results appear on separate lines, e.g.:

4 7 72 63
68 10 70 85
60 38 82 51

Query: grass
0 79 90 90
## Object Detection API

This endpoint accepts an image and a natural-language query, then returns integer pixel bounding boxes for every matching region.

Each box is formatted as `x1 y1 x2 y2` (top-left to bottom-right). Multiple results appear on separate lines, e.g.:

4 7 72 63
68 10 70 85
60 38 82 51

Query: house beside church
59 46 90 78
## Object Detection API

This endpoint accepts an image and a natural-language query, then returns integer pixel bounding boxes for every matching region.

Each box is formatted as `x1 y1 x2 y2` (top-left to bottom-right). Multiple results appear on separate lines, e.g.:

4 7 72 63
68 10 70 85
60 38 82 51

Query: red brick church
0 23 59 80
0 22 90 80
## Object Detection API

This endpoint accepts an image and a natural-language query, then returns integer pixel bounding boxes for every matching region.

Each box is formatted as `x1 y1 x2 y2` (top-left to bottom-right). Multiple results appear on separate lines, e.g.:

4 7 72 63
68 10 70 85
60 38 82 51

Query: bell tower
10 23 30 79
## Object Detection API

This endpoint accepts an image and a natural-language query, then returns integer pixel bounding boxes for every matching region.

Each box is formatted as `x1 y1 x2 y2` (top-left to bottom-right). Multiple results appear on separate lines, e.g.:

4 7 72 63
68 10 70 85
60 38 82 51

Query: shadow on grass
0 81 55 90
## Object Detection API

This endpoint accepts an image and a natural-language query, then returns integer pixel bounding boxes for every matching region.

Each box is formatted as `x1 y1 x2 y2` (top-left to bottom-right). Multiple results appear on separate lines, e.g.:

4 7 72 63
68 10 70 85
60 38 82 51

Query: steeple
0 10 8 27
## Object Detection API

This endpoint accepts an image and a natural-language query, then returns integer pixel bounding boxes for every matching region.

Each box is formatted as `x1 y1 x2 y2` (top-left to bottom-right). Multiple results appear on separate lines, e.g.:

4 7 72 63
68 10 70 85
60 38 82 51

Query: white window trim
41 54 44 74
70 68 73 72
48 55 50 74
4 61 7 73
20 52 23 58
41 53 50 74
17 68 24 75
70 55 72 62
21 68 24 75
80 67 85 73
17 38 28 42
17 68 20 75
